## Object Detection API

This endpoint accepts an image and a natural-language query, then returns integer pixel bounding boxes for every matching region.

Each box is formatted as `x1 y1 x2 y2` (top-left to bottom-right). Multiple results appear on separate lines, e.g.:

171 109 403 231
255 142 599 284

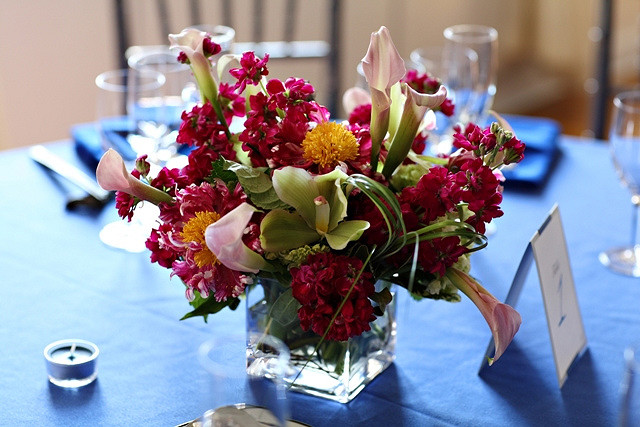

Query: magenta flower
96 149 172 204
229 51 270 93
446 267 521 365
361 26 406 170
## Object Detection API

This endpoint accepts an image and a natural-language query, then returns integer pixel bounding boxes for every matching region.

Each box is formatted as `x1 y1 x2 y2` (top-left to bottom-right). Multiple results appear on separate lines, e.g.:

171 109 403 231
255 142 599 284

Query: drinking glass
443 24 498 127
95 69 165 159
619 342 640 426
128 46 193 163
95 69 164 253
600 90 640 276
410 46 478 155
198 333 290 427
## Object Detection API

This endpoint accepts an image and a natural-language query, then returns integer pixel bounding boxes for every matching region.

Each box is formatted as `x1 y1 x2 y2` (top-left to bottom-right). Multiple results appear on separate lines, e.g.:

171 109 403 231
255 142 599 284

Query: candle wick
68 343 77 361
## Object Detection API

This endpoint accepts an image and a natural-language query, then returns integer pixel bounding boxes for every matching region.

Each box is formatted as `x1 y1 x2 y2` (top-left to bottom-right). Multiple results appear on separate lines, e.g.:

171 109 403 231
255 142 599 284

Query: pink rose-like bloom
148 180 257 302
290 253 376 341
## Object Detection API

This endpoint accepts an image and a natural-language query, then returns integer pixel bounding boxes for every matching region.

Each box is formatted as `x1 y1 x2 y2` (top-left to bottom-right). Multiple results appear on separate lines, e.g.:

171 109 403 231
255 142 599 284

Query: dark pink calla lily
96 149 173 205
446 267 521 365
361 26 406 170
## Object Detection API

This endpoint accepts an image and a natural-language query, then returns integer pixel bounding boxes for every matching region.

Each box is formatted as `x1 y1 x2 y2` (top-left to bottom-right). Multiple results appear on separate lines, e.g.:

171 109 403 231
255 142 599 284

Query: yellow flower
302 121 359 168
180 211 221 267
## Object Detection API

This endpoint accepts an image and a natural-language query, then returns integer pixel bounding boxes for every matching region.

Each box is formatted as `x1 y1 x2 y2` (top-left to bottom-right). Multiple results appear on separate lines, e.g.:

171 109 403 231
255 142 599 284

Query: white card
479 204 587 388
531 204 587 387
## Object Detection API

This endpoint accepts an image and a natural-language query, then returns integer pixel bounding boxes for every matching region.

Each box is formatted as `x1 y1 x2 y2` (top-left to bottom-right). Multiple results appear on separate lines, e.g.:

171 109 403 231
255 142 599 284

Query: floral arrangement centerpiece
97 26 524 402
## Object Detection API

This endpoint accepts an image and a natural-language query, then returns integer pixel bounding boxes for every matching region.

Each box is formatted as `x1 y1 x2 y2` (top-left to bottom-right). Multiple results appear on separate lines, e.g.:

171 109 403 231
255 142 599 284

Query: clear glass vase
246 276 397 403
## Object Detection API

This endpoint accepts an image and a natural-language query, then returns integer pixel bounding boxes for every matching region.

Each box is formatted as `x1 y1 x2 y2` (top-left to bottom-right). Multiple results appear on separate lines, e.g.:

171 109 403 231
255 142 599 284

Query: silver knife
29 144 111 202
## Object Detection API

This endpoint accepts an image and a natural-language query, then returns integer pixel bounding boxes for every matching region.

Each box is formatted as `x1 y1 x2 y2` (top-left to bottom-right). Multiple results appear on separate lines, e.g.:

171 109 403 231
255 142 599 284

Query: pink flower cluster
104 27 525 351
291 253 376 341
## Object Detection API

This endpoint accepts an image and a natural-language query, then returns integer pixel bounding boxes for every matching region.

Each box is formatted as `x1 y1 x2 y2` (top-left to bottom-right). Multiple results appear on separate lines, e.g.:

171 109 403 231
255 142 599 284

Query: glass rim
95 68 165 92
127 48 190 73
614 90 640 114
188 24 235 42
410 46 478 64
443 24 498 43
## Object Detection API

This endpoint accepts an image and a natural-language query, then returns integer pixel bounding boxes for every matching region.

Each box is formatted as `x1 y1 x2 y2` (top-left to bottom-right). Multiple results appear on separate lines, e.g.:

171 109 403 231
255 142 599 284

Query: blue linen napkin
72 119 187 170
72 120 138 171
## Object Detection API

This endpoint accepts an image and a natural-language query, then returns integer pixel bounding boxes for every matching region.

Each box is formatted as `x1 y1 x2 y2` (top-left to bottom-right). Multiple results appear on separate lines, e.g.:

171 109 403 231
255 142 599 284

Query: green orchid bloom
260 167 370 252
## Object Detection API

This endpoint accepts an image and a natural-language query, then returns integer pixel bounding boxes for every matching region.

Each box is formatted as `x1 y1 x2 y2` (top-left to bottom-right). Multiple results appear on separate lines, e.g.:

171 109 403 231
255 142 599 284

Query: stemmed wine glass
127 46 193 165
95 69 164 253
600 90 640 276
409 45 478 155
443 24 499 236
443 24 498 127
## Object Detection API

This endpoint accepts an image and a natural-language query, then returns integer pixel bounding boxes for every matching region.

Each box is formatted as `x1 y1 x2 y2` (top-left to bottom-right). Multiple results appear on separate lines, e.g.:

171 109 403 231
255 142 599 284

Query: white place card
479 204 587 388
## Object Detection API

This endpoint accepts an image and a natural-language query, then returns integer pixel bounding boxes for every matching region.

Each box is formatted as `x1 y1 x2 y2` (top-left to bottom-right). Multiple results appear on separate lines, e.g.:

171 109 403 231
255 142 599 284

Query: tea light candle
44 339 99 388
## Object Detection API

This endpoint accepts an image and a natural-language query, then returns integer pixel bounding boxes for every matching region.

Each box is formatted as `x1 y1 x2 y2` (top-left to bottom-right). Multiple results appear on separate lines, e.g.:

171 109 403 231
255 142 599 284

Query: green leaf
207 157 238 187
371 286 393 316
180 294 240 321
267 288 301 328
225 161 288 210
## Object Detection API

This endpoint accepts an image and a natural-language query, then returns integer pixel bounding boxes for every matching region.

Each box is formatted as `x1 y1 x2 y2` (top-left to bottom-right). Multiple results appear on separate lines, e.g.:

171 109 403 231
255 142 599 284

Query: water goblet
128 46 193 164
409 46 478 155
95 69 164 253
599 90 640 276
95 69 165 159
443 24 498 127
198 333 291 427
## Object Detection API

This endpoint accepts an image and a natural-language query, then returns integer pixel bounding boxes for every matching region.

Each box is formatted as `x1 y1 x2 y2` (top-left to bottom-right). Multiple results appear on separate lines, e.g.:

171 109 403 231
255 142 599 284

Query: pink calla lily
96 149 173 204
381 84 448 178
204 202 268 273
361 26 406 170
342 86 371 117
169 28 218 103
446 267 521 365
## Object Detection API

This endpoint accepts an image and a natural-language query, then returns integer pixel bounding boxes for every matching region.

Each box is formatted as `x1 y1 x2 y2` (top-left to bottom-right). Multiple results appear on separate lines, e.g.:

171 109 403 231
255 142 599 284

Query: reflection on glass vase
246 276 396 403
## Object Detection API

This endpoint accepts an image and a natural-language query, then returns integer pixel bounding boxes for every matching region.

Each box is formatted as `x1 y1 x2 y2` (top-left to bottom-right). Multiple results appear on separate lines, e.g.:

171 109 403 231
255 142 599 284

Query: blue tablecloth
1 135 637 426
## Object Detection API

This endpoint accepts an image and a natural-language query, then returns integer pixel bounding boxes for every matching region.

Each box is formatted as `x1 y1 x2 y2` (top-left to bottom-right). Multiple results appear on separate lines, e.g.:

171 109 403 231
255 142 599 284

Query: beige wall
0 0 637 150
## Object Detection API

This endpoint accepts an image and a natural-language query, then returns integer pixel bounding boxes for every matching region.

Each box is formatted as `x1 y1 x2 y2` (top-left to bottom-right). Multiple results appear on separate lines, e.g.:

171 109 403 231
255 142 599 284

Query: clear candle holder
44 339 99 388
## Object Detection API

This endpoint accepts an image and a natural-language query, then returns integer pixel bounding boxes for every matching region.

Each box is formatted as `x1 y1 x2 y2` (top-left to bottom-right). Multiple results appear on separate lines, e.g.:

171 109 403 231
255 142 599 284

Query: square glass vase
246 276 397 403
